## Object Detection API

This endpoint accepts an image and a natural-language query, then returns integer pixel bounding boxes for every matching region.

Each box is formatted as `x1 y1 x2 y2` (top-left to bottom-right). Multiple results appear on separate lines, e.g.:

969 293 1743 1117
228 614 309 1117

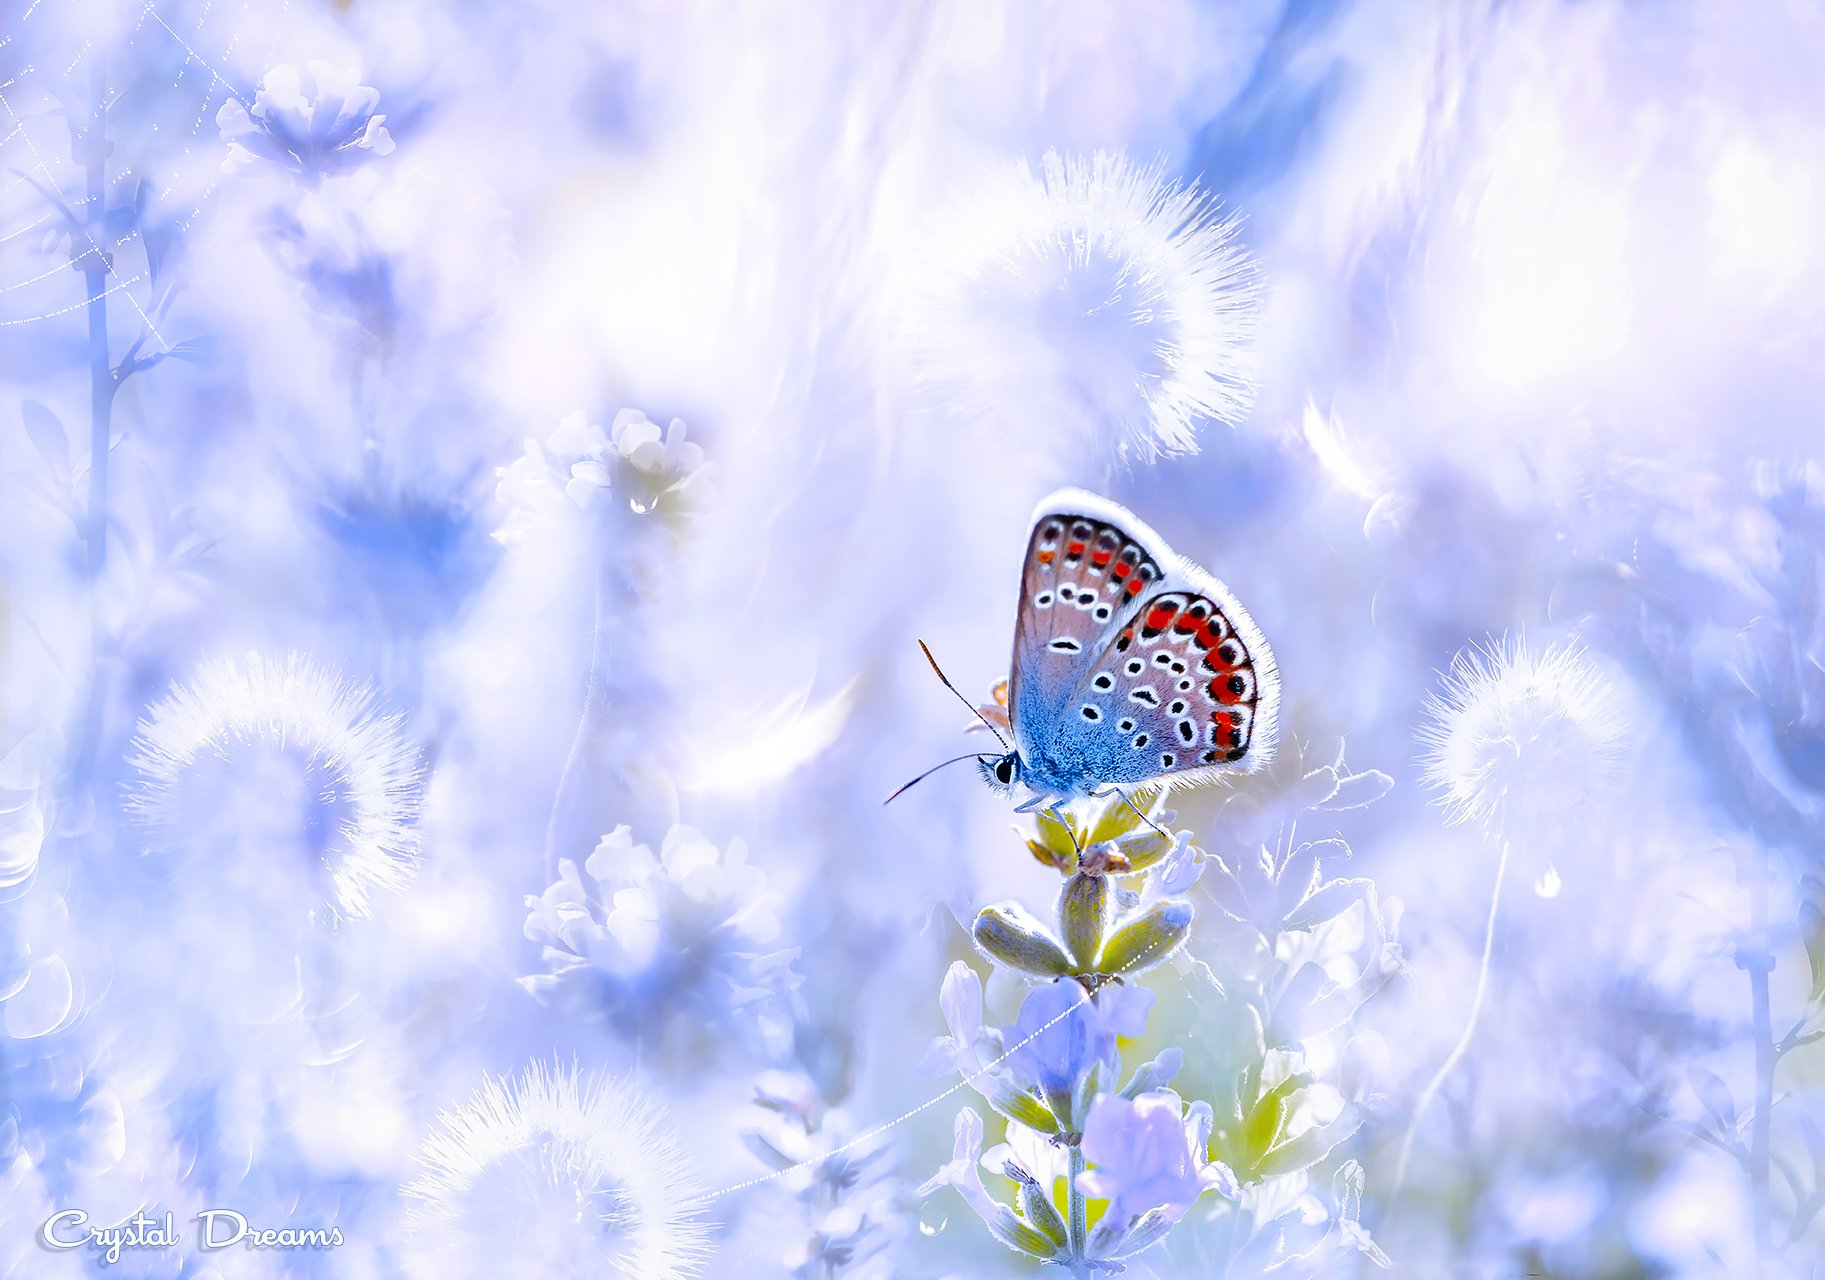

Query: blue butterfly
899 489 1280 817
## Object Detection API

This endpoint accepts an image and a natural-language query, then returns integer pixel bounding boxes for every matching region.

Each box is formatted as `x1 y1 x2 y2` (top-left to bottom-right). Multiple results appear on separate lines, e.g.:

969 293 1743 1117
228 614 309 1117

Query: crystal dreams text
40 1209 344 1262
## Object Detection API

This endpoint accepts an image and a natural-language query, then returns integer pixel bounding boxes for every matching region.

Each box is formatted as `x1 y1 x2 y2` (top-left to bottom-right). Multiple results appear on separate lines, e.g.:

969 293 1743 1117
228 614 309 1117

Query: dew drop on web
917 1203 947 1237
1534 864 1562 899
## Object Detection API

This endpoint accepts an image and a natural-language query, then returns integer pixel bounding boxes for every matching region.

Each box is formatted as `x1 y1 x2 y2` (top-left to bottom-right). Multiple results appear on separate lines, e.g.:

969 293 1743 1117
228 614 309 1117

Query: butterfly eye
994 757 1015 785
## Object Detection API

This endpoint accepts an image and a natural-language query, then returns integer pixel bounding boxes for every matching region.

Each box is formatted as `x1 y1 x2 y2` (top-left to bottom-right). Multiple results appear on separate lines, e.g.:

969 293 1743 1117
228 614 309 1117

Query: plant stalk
69 72 115 797
1393 835 1512 1197
1067 1143 1089 1272
1746 848 1774 1264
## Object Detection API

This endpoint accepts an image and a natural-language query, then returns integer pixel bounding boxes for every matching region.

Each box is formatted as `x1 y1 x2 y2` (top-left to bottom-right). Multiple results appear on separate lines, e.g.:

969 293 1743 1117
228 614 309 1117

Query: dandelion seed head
1418 639 1631 838
126 652 423 920
902 149 1259 462
405 1063 707 1280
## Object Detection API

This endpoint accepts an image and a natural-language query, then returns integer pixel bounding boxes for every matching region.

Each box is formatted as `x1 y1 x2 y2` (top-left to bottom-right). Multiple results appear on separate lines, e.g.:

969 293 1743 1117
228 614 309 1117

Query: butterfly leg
1095 785 1174 843
1046 798 1085 857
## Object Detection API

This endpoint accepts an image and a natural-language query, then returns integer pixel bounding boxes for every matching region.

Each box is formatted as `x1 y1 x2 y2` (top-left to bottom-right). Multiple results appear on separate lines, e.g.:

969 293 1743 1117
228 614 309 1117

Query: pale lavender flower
904 149 1258 461
522 824 799 1046
125 652 423 920
916 1108 1002 1227
918 960 990 1078
917 1108 1060 1261
1078 1090 1236 1223
405 1062 707 1280
216 62 396 184
1006 979 1153 1095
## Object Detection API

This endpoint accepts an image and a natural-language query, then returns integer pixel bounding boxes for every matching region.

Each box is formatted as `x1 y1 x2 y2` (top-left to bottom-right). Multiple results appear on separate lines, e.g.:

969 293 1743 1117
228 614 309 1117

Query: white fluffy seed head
902 149 1260 462
1418 638 1631 838
404 1063 708 1280
125 651 423 920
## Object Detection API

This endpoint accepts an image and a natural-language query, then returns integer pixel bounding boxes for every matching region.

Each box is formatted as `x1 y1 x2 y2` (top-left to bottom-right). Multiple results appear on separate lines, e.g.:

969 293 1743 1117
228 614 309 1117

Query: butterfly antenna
883 753 993 806
917 639 1010 749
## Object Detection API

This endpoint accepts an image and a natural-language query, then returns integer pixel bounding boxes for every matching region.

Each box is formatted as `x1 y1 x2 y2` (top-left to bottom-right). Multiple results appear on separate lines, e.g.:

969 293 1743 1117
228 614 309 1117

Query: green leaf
1283 878 1375 933
21 400 69 486
163 335 219 367
1802 900 1825 1001
1688 1067 1737 1136
1254 1103 1365 1179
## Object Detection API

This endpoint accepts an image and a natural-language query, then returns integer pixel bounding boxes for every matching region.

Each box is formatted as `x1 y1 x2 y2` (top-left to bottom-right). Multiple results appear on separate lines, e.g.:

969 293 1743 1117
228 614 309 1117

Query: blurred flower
918 961 989 1079
405 1062 706 1280
216 62 396 184
743 1069 904 1278
1006 979 1153 1096
903 149 1258 461
311 479 498 636
125 652 424 920
522 824 799 1049
1418 638 1631 837
1078 1090 1235 1223
495 409 706 542
916 1108 1060 1261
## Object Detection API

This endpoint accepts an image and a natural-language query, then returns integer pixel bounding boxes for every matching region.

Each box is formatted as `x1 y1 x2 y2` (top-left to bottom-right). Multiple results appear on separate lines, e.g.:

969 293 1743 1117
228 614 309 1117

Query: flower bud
1005 1163 1070 1248
1058 872 1110 970
1098 900 1193 975
986 1205 1064 1260
973 904 1074 977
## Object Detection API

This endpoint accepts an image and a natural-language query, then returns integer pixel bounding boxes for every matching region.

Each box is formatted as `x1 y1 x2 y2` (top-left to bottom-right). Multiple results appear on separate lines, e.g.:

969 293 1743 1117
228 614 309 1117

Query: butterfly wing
1008 493 1171 762
1010 489 1280 794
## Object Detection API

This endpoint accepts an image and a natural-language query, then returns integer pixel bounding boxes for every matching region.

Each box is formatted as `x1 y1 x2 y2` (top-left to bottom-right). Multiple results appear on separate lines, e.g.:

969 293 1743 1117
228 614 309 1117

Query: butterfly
907 489 1280 817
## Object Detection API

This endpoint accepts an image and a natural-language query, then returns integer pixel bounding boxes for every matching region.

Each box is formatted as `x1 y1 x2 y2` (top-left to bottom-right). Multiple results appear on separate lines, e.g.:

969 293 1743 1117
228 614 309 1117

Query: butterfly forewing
1010 511 1165 745
1057 590 1274 784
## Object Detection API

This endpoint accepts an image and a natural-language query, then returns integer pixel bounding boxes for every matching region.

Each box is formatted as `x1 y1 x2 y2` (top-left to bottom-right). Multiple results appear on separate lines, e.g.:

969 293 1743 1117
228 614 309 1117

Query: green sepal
974 904 1074 977
1099 899 1194 975
1059 872 1110 970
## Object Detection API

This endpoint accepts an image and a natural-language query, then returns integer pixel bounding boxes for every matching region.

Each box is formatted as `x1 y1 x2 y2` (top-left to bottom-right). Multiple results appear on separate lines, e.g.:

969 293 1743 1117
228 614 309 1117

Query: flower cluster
522 824 800 1059
743 1069 905 1278
918 794 1234 1269
216 62 396 184
495 409 707 543
920 782 1399 1273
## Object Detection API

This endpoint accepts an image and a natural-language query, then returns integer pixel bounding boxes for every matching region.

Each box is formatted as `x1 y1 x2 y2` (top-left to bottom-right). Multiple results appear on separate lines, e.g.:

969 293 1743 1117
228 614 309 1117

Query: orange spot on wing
1126 577 1144 596
1036 549 1055 565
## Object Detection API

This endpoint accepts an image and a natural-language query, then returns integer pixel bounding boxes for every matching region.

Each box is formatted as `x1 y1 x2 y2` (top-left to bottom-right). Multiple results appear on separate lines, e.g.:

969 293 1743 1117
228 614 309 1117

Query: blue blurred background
2 1 1822 1276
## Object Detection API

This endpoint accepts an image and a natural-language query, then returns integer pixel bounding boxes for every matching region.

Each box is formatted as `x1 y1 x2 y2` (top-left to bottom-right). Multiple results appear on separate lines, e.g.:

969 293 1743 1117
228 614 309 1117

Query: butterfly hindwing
1009 507 1166 751
1050 589 1276 787
1008 488 1280 797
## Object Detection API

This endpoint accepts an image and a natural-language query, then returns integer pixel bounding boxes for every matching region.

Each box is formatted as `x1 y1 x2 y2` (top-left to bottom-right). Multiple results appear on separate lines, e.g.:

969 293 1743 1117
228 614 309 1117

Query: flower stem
1067 1143 1089 1272
1393 835 1512 1197
1745 848 1774 1264
70 71 115 796
543 551 620 879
